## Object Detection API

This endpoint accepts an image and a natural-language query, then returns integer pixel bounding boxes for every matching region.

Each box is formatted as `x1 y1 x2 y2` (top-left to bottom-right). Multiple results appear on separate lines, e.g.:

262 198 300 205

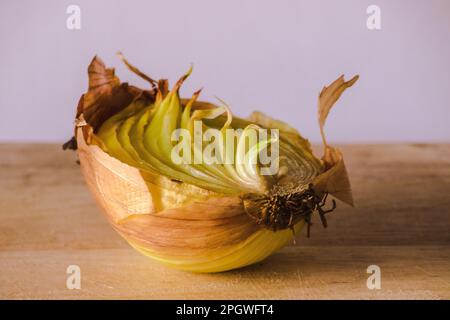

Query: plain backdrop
0 0 449 143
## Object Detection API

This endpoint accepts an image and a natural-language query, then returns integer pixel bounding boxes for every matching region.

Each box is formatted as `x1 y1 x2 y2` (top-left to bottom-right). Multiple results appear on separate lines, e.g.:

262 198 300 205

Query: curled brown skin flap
76 56 154 143
313 75 359 206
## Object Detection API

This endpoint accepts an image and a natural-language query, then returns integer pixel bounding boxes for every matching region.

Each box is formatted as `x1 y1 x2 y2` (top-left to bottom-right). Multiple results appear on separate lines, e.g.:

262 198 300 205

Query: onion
65 55 357 272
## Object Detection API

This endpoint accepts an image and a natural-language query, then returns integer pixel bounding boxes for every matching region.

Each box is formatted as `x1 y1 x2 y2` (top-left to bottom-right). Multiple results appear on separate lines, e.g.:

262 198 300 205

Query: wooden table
0 143 449 299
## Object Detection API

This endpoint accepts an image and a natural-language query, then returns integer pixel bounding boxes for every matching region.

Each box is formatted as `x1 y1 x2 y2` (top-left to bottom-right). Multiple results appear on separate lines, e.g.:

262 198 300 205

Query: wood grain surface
0 143 449 299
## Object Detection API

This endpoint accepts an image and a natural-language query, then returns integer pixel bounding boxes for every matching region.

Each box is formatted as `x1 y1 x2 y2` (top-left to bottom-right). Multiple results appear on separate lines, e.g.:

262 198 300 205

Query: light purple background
1 0 449 143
